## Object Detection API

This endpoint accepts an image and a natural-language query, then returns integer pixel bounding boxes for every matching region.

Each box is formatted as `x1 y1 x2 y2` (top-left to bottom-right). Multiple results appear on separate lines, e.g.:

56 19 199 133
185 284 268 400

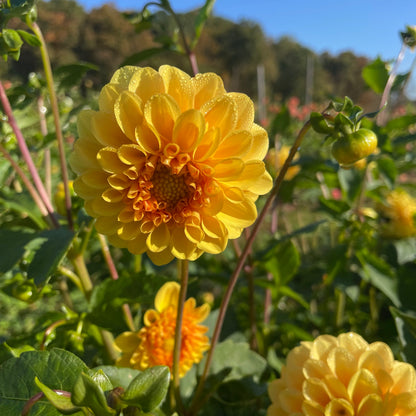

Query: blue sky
78 0 416 71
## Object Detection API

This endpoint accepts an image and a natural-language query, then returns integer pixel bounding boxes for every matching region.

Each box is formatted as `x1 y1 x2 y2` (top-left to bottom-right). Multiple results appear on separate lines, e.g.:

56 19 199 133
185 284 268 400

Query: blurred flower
267 332 416 416
114 281 210 378
378 189 416 239
265 145 300 181
53 180 74 216
69 65 272 265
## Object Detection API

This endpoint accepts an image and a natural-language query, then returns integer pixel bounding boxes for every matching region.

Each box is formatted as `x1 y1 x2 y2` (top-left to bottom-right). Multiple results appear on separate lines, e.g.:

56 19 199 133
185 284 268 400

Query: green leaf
330 96 354 113
72 372 115 416
1 28 23 51
279 285 308 308
122 366 170 412
390 307 416 366
0 342 35 365
27 228 75 285
88 369 113 392
338 168 363 204
190 0 216 49
200 340 267 381
377 156 397 188
319 197 350 215
394 238 416 265
260 240 300 286
309 112 333 134
35 377 81 415
362 58 389 94
121 47 168 66
16 29 41 47
0 229 35 273
93 366 142 391
0 349 87 415
268 105 290 137
54 62 98 90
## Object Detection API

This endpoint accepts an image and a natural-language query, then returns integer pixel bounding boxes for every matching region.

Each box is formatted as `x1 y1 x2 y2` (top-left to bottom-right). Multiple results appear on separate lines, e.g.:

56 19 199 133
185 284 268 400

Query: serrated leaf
72 372 114 416
0 349 87 416
122 366 170 412
35 377 80 415
362 58 389 94
27 228 75 285
92 366 142 391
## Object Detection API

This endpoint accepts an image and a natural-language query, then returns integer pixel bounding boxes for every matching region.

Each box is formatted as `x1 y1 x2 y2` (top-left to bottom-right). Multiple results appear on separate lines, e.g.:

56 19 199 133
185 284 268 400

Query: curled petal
173 109 205 153
227 92 254 130
213 130 252 160
114 91 144 141
192 72 226 109
92 111 130 147
193 128 220 161
154 281 180 312
146 222 170 252
128 66 165 102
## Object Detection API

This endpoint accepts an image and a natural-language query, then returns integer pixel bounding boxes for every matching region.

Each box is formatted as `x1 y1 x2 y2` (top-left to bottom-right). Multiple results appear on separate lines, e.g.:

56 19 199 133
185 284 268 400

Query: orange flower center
151 166 191 208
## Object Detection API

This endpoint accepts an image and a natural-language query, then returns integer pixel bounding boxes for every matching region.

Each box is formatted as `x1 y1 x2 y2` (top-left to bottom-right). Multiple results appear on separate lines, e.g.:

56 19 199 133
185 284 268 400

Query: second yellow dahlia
267 332 416 416
69 65 272 264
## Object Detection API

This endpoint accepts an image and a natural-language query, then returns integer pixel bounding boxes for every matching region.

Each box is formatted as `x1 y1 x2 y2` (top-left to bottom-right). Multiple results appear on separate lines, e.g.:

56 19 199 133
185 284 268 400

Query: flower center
151 165 191 208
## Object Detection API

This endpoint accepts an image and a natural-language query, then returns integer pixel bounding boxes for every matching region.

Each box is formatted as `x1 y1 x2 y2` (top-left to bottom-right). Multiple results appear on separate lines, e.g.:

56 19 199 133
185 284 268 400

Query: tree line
4 0 378 107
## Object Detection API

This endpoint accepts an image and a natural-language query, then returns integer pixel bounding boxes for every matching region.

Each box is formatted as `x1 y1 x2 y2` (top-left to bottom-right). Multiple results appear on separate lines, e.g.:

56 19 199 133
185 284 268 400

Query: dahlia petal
102 188 123 203
135 123 162 154
118 222 141 240
192 303 210 322
144 93 180 140
77 109 99 141
69 138 101 174
202 189 224 216
81 170 109 189
147 247 175 266
323 375 348 399
222 187 244 203
227 92 254 130
92 111 130 147
245 123 269 160
356 393 384 416
358 349 386 375
73 177 101 200
95 216 119 235
159 65 193 112
303 378 331 406
390 362 416 394
347 368 380 407
192 72 226 109
117 144 146 166
212 130 252 160
114 331 141 353
217 197 257 230
193 127 220 161
201 95 237 139
309 335 337 360
303 359 330 380
374 369 393 395
324 398 354 416
302 400 324 416
128 66 165 103
327 347 356 387
173 109 205 153
184 223 204 244
213 158 245 180
107 232 129 248
126 233 147 255
146 223 170 252
337 332 368 358
110 65 142 89
171 227 198 260
98 83 122 113
97 147 128 173
90 197 125 216
395 391 416 413
268 379 286 402
198 233 227 254
279 389 303 413
155 282 180 312
368 342 394 368
114 91 144 141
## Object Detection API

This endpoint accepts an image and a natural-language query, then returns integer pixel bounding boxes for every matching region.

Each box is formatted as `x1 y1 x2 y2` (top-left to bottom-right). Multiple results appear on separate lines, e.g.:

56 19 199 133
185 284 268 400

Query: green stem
172 259 188 415
190 120 312 414
28 21 73 229
71 253 93 301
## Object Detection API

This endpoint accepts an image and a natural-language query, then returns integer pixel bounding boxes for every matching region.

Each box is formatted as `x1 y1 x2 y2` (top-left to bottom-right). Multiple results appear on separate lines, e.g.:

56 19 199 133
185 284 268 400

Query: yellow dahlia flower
378 189 416 239
69 65 272 264
267 332 416 416
265 145 300 181
114 281 210 378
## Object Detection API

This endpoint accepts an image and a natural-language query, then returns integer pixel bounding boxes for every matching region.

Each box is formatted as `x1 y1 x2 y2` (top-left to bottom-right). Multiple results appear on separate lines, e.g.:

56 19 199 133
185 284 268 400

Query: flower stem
0 80 59 228
27 21 73 229
172 259 189 414
190 120 312 414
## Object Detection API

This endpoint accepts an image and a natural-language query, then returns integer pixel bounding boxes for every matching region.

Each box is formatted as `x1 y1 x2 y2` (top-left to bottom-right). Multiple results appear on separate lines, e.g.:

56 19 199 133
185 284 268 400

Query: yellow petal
184 223 204 244
95 216 119 235
302 400 324 416
324 399 354 416
81 170 108 189
91 112 130 147
126 232 147 255
146 223 170 252
135 123 162 154
159 65 193 112
88 197 124 216
117 222 141 240
227 92 254 130
279 389 303 413
327 347 356 387
128 66 165 103
144 93 180 141
143 309 159 326
110 65 142 89
73 177 101 200
192 72 226 109
357 394 384 416
245 123 269 161
213 158 245 180
97 147 128 174
391 362 416 394
114 331 141 352
171 226 198 260
337 332 368 358
114 91 144 141
173 109 205 153
303 378 330 407
154 281 180 312
117 144 146 166
347 369 380 407
212 130 252 160
200 95 237 139
147 247 175 265
309 335 337 361
98 83 122 113
193 128 220 161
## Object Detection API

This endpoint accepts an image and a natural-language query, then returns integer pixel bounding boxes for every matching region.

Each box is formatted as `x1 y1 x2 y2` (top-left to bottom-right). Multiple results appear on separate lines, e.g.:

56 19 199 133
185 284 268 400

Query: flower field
1 1 416 415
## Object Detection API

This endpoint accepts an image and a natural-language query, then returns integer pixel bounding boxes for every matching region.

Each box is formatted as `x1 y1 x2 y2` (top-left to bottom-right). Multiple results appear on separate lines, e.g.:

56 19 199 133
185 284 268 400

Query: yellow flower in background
267 332 416 416
69 65 272 265
265 145 300 181
378 189 416 239
114 282 210 378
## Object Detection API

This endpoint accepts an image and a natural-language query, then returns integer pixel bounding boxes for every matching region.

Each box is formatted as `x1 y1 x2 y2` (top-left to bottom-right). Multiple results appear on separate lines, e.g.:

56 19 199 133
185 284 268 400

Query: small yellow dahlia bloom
267 332 416 416
114 281 210 377
378 189 416 239
69 65 272 264
265 145 300 181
